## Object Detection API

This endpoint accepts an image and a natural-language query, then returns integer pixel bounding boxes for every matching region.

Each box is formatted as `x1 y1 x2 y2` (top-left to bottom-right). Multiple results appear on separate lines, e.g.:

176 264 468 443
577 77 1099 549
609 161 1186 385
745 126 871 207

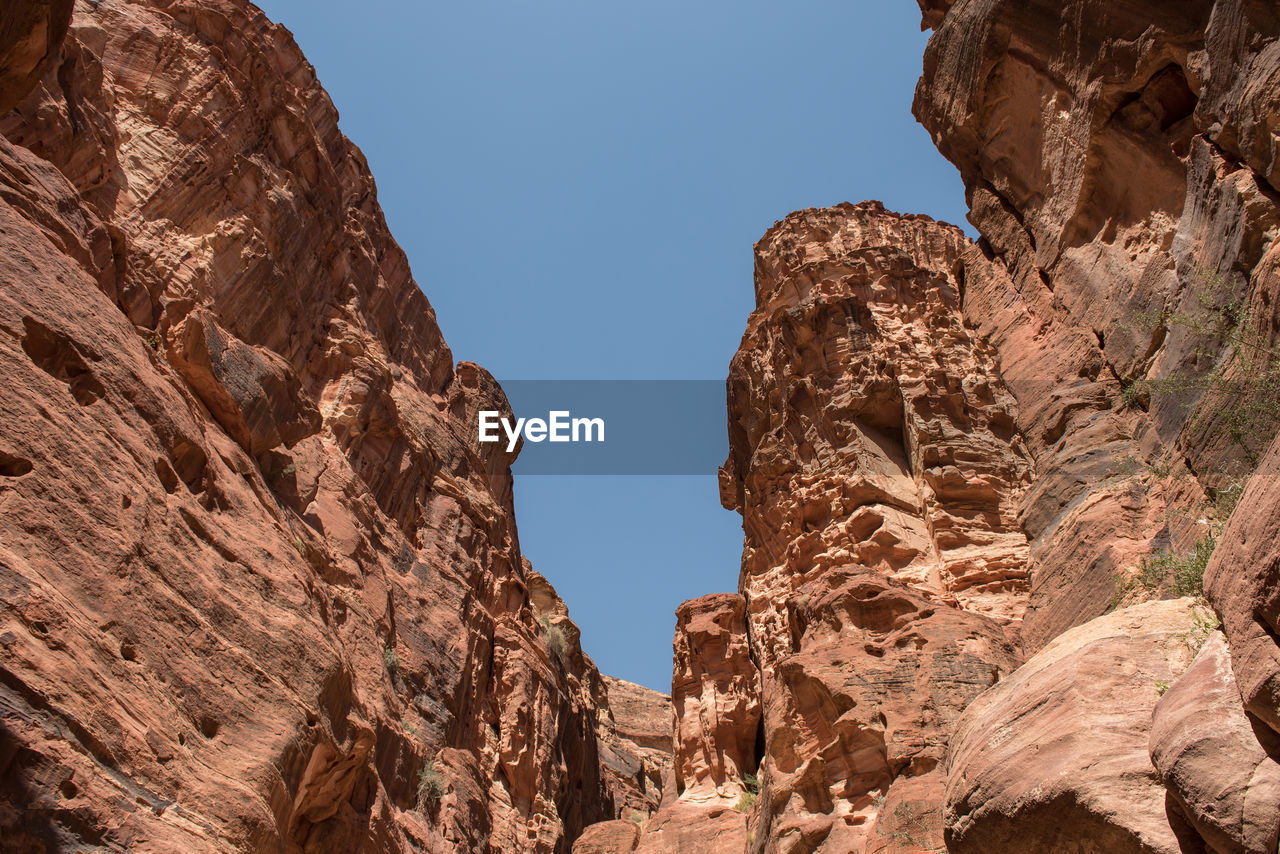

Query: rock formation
608 1 1280 851
913 0 1280 651
713 203 1029 853
1149 633 1280 854
5 0 1280 852
906 0 1280 850
0 1 662 851
944 597 1207 854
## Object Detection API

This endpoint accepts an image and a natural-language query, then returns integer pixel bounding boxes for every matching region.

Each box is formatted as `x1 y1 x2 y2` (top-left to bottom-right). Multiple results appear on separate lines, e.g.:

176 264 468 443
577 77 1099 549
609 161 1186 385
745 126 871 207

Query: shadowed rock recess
1 1 1279 854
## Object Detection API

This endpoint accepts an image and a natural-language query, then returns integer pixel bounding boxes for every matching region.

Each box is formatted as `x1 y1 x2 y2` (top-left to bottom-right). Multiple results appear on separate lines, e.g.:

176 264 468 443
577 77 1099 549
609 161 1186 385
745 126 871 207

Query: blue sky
255 0 970 691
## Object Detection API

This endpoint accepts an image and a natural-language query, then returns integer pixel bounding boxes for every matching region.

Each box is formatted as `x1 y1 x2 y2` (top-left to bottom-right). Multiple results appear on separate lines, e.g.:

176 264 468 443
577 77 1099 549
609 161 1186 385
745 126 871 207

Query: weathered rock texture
722 204 1034 643
670 594 760 803
714 203 1030 853
1149 632 1280 854
944 598 1205 854
6 0 1280 852
572 819 642 854
597 675 673 821
681 0 1280 851
906 1 1280 852
0 0 72 115
626 595 759 854
1204 432 1280 742
0 1 653 852
914 0 1280 651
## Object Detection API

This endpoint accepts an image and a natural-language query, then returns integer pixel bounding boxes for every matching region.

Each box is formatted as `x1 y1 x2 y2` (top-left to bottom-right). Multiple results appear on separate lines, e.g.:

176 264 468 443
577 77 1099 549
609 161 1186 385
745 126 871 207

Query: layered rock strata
913 0 1280 650
911 1 1280 852
713 202 1030 853
0 1 655 852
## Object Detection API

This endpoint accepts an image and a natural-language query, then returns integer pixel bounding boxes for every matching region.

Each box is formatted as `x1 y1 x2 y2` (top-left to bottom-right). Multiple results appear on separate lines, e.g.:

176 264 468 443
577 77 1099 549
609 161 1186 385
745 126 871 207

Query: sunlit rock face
944 598 1205 854
909 0 1280 852
697 0 1280 848
715 202 1029 853
5 0 1280 851
913 0 1280 652
722 202 1035 655
0 1 655 851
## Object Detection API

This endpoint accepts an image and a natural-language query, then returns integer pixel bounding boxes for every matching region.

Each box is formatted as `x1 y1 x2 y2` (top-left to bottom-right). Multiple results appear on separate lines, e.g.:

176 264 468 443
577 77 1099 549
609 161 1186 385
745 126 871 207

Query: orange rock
572 819 641 854
1150 633 1280 854
716 202 1031 852
1204 433 1280 737
758 570 1018 854
633 801 750 854
913 0 1280 652
671 594 761 801
944 599 1205 854
0 1 649 851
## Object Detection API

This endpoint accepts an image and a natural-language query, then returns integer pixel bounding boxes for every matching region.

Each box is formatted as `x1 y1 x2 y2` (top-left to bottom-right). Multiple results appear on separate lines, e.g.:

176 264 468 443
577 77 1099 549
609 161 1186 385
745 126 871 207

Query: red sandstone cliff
911 1 1280 850
0 1 667 852
6 1 1280 853
582 1 1280 852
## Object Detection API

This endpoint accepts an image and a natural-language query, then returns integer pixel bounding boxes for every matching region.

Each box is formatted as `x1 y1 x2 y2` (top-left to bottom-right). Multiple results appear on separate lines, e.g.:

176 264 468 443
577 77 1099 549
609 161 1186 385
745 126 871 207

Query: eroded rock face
715 202 1032 853
944 598 1206 854
0 0 72 115
1150 632 1280 854
1204 434 1280 740
572 819 642 854
913 0 1280 652
757 570 1019 854
671 594 761 801
624 594 757 854
721 203 1034 653
598 675 674 820
0 1 649 851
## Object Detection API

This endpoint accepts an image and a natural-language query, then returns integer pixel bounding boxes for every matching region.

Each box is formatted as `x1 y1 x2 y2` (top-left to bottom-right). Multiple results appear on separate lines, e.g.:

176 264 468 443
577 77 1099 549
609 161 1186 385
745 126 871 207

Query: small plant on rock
1177 604 1221 655
885 801 941 850
735 772 760 812
418 761 445 810
538 616 568 662
383 646 400 677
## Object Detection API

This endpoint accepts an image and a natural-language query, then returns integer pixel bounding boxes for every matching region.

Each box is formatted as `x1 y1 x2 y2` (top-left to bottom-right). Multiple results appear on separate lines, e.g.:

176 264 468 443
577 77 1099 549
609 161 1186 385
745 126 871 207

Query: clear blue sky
254 0 970 691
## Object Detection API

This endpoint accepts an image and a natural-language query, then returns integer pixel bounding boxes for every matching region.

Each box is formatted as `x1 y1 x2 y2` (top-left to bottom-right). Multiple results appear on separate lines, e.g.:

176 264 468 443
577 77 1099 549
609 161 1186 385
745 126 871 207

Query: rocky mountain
612 0 1280 851
0 1 665 851
2 0 1279 853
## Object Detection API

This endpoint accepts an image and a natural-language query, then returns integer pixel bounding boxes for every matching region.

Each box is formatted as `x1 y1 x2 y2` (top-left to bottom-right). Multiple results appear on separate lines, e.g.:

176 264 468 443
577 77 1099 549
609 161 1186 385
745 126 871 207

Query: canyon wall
5 0 1280 853
911 1 1280 850
596 1 1280 852
0 1 667 852
718 203 1027 854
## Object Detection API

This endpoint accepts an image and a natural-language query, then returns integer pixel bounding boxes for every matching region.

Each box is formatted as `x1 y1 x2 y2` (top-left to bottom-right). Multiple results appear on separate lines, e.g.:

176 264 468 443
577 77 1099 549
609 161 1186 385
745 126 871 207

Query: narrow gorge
1 1 1278 853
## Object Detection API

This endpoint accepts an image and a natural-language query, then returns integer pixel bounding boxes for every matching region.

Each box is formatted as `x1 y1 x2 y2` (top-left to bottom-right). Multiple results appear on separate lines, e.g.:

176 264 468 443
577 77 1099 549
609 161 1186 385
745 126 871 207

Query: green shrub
1127 268 1280 467
418 762 445 809
1177 604 1221 654
538 616 568 662
383 646 400 676
1135 536 1214 599
734 790 756 813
